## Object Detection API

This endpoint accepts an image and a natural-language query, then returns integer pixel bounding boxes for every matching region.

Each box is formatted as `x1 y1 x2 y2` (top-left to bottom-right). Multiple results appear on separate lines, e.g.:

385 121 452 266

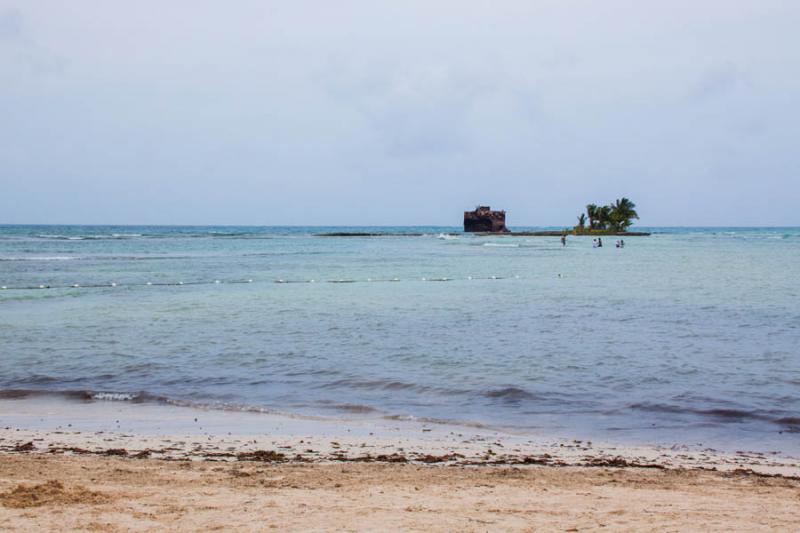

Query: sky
1 0 798 226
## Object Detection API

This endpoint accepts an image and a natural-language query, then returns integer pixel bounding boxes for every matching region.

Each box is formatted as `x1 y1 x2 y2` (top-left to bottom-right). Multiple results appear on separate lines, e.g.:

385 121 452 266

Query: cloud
689 63 748 101
322 59 502 157
0 8 22 42
0 7 64 77
1 0 799 225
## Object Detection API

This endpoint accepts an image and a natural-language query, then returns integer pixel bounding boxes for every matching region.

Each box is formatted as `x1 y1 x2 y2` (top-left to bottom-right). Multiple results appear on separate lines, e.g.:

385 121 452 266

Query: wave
381 414 493 430
317 403 378 414
0 388 218 409
35 234 142 240
0 389 156 403
0 387 514 432
318 378 467 396
29 231 279 241
0 254 204 263
90 392 141 402
483 387 541 401
0 388 371 421
628 402 799 429
0 256 77 261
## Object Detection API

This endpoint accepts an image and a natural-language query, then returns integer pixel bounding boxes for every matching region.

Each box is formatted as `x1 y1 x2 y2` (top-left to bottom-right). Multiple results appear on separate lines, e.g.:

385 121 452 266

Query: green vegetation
575 198 639 233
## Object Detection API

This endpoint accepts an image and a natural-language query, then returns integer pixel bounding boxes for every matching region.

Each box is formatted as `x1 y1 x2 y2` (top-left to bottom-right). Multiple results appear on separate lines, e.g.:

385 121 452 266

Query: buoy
0 286 6 290
39 285 45 289
247 279 253 283
490 276 497 280
422 277 427 281
178 281 184 285
111 282 117 287
146 282 152 286
310 279 315 283
214 280 220 284
72 284 80 288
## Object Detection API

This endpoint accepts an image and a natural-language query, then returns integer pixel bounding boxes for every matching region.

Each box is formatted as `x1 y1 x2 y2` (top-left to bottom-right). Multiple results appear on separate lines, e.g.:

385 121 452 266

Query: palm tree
595 205 612 230
576 213 586 229
608 197 639 231
585 204 598 230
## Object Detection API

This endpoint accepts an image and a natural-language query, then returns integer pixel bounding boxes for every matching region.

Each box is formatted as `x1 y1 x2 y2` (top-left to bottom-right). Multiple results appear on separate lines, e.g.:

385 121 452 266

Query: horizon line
2 223 800 229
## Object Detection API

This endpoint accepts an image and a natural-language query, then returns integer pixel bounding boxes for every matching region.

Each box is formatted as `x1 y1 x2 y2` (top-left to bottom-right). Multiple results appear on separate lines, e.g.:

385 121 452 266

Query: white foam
0 256 77 261
91 392 137 401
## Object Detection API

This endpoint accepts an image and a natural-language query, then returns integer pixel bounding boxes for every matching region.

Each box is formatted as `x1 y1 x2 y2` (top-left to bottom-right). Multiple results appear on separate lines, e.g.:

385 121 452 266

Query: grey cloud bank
1 0 798 226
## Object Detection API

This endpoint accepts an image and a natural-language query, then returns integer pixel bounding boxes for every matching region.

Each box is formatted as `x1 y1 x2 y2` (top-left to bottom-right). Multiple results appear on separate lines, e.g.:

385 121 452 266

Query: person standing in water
560 234 566 246
598 237 603 247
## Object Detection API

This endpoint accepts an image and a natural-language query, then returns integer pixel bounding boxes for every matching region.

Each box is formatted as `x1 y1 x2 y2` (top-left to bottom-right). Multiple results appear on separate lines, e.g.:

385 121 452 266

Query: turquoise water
1 225 799 452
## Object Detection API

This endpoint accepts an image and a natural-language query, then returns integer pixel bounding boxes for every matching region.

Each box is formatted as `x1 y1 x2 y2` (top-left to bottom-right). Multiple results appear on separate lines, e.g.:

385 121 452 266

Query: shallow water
1 225 799 452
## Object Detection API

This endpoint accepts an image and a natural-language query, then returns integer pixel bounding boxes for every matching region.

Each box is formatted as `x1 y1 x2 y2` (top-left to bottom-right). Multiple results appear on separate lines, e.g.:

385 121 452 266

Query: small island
317 198 648 237
572 198 642 235
466 197 648 236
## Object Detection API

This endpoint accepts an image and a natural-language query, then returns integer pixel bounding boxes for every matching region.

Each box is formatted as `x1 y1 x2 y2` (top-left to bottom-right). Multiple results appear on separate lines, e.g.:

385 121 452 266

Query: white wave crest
0 256 77 261
91 392 138 401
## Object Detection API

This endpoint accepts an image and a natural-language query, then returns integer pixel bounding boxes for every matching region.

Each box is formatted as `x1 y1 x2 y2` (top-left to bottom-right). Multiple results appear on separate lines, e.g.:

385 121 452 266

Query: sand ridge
0 479 111 509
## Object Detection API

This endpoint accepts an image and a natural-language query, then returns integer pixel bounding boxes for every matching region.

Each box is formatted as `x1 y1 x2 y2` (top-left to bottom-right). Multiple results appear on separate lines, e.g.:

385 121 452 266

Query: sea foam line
0 275 523 291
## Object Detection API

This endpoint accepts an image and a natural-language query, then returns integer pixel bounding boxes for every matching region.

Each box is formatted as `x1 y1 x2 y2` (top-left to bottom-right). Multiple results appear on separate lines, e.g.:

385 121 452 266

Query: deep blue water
1 225 799 452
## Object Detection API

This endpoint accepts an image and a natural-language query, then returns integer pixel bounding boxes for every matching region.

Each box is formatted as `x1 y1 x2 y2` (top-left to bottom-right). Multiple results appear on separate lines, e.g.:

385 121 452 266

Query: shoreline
1 398 797 477
2 399 799 530
3 426 798 476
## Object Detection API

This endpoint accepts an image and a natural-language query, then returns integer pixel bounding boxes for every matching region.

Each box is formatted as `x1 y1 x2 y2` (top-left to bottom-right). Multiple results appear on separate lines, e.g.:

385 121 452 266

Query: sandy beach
1 398 799 531
1 452 799 532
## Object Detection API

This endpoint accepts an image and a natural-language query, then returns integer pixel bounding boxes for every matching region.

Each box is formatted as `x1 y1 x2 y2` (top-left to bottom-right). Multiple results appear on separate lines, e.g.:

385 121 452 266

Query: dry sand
1 453 799 532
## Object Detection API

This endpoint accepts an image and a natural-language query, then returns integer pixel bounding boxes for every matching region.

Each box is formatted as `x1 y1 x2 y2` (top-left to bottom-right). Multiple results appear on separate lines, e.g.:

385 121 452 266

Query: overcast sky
1 1 798 226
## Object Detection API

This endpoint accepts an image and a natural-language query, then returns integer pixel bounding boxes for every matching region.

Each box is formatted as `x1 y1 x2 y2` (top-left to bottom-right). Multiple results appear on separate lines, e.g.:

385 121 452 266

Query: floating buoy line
0 275 522 292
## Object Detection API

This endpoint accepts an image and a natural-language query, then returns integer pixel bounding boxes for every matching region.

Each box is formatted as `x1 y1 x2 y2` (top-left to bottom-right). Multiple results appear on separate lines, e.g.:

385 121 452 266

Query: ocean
1 225 798 453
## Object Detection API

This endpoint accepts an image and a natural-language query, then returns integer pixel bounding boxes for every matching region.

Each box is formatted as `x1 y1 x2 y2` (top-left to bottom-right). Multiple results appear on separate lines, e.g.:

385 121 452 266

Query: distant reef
316 232 427 237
